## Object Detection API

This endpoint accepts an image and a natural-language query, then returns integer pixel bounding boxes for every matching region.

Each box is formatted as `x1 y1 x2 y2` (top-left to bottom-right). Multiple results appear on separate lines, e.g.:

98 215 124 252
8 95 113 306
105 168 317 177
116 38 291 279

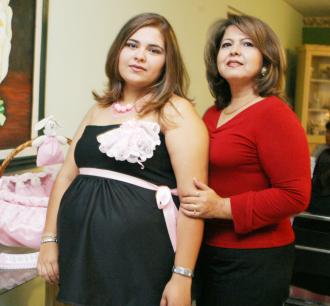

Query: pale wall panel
45 0 302 137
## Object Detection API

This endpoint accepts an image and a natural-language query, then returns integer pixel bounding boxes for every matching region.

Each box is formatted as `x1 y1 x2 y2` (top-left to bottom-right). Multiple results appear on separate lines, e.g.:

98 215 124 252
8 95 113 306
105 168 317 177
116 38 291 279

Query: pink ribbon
79 167 178 251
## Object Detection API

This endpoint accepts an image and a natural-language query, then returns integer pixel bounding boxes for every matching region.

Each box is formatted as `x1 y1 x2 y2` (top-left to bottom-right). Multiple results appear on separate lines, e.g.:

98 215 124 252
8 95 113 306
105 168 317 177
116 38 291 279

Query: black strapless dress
57 124 178 306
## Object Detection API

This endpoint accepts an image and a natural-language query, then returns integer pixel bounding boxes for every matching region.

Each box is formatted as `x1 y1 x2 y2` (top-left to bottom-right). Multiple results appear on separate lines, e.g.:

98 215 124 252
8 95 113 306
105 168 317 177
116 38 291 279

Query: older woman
182 15 311 306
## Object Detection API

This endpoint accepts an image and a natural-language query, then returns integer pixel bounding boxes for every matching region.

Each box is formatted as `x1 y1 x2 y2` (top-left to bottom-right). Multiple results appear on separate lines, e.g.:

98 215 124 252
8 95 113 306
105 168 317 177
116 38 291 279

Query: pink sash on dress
79 167 179 251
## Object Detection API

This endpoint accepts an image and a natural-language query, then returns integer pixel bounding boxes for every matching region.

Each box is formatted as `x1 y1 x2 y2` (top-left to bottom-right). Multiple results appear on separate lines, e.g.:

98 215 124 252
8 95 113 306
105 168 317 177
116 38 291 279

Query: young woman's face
118 26 166 90
217 25 263 85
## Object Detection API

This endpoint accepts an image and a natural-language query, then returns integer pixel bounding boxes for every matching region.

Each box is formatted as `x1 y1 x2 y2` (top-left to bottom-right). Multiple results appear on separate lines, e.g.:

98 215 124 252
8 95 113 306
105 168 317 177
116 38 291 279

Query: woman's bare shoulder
163 95 197 120
162 95 207 133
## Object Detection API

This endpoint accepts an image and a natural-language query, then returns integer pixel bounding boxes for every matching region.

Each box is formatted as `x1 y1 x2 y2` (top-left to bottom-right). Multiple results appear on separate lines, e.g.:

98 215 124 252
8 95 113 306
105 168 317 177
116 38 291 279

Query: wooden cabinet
295 44 330 152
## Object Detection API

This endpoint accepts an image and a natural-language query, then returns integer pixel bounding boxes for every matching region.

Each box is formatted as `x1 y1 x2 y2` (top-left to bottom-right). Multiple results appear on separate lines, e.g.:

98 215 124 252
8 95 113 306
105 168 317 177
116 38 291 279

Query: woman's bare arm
160 97 208 306
37 105 97 283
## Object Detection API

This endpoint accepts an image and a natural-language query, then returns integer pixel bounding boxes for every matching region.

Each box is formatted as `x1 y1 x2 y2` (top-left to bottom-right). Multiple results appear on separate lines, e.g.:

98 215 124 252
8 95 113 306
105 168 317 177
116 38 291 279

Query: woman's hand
181 178 232 219
37 242 59 284
160 274 192 306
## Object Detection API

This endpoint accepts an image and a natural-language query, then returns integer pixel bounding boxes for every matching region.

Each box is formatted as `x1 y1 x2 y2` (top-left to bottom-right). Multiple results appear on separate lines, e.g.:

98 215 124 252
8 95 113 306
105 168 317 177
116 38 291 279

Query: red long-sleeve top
203 96 311 248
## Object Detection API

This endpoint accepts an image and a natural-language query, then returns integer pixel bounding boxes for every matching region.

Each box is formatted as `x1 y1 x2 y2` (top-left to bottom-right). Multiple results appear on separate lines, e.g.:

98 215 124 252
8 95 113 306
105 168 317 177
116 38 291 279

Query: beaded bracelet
40 237 58 244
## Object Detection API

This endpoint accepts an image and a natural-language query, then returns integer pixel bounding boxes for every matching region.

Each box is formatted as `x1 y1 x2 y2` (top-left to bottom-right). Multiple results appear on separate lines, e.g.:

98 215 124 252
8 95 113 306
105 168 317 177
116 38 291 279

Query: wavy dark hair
204 15 287 109
93 13 190 119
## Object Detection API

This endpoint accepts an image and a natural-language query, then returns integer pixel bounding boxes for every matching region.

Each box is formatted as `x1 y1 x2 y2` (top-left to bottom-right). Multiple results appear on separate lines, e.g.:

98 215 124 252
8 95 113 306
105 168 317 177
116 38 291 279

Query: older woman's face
217 25 263 86
118 26 166 90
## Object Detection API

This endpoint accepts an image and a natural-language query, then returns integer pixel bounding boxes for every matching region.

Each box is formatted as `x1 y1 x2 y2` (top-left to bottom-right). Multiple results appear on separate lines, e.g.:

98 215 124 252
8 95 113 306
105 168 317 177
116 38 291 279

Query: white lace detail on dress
97 120 161 168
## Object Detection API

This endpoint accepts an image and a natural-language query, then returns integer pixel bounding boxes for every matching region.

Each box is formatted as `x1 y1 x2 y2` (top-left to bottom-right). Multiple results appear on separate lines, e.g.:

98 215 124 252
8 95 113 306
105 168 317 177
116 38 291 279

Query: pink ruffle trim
0 252 39 269
97 120 161 168
0 190 49 207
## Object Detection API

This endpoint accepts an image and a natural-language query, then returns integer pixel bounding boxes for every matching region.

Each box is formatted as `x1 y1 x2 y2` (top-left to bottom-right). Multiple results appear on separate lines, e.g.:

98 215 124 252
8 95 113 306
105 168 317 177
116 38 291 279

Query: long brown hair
93 13 190 118
204 15 287 109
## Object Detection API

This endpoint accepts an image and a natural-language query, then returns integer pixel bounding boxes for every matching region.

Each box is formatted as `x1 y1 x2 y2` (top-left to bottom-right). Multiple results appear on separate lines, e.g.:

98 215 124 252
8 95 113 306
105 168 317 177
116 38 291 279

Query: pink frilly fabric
97 120 161 168
0 265 37 286
0 172 54 249
36 136 64 167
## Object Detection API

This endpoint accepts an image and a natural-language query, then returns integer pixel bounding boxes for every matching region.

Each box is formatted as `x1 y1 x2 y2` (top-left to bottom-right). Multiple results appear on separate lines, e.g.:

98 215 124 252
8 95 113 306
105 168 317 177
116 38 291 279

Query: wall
302 17 330 45
45 0 303 137
303 27 330 45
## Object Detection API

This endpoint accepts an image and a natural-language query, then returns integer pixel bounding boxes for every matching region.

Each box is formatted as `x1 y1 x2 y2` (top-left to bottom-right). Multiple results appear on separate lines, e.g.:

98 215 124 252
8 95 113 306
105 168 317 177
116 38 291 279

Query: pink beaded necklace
111 102 135 114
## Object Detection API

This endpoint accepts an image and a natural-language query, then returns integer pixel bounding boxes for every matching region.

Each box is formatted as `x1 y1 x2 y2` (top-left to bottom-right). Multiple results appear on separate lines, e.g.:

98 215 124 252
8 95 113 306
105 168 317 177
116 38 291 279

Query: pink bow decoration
156 186 178 252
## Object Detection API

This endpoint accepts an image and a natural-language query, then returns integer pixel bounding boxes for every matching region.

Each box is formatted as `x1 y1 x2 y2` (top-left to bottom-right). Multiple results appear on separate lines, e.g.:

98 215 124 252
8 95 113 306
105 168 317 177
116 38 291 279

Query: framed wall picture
0 0 48 171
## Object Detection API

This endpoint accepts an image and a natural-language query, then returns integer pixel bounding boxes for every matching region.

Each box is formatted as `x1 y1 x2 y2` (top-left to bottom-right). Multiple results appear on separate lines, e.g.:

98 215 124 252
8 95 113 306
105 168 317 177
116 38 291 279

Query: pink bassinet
0 138 71 269
0 171 54 249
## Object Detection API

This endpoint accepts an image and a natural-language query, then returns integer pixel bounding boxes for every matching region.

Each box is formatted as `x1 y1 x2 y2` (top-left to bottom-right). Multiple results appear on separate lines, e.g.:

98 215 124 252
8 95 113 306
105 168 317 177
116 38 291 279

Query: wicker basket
0 137 72 176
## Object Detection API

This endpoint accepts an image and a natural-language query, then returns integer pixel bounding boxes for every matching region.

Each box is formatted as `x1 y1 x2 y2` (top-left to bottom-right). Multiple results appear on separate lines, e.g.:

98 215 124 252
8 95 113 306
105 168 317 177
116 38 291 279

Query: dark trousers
195 244 294 306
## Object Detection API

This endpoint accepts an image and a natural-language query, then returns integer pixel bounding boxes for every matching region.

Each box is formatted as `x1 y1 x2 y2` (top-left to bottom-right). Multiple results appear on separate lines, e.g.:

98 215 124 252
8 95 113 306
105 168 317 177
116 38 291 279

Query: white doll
32 116 68 167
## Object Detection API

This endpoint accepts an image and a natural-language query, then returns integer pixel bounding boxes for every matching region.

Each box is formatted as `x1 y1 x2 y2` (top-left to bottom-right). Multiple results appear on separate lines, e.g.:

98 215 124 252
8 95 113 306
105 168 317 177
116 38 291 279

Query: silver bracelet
40 237 58 244
172 266 194 278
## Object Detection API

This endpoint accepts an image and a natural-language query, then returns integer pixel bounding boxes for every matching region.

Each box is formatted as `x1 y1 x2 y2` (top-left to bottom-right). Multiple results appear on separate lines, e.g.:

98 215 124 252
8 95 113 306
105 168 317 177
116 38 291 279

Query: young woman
181 15 311 306
37 13 208 306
